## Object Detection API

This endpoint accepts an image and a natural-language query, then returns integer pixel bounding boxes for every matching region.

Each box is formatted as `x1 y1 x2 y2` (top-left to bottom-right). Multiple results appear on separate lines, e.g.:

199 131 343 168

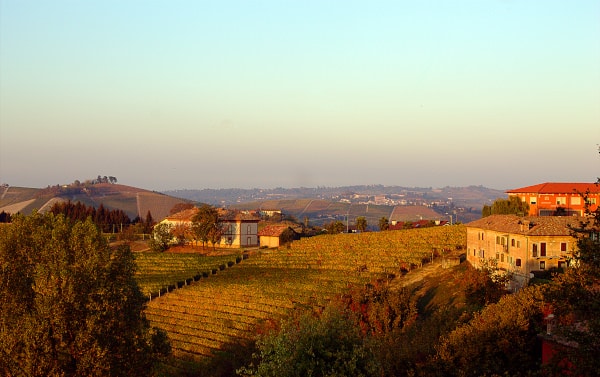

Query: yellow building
466 215 580 290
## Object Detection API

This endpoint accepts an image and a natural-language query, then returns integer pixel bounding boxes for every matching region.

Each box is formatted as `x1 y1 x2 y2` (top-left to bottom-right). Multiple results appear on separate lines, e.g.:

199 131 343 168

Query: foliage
460 260 511 310
378 216 389 231
149 222 172 252
238 305 379 377
192 204 222 249
482 196 529 217
355 216 367 232
49 200 131 233
435 285 545 377
0 212 170 377
0 210 11 223
323 220 346 234
338 281 417 337
540 179 600 376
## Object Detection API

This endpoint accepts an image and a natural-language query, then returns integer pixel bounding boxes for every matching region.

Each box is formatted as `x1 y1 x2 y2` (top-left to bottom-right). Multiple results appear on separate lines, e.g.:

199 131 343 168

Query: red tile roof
507 182 600 194
258 225 291 237
466 215 582 236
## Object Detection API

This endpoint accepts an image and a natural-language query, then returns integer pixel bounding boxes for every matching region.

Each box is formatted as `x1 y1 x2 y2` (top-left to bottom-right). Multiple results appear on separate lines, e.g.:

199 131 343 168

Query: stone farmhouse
466 214 581 291
507 182 599 217
159 207 259 248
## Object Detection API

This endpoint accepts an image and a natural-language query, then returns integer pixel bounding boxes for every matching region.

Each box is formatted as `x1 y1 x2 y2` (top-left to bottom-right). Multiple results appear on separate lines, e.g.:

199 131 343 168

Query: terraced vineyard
142 225 466 374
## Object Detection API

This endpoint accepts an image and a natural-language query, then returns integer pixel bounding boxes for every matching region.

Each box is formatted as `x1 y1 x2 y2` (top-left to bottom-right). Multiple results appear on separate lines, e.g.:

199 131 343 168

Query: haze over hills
1 181 506 226
164 185 507 225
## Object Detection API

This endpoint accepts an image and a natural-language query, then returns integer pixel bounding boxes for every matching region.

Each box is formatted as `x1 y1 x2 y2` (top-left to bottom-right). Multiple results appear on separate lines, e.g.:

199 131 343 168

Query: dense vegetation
0 212 170 377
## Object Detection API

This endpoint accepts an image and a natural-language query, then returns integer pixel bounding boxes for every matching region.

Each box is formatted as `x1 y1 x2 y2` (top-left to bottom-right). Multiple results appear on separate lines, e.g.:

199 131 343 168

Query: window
539 261 546 270
558 261 566 269
247 225 252 233
556 197 566 205
561 242 567 252
496 236 501 244
586 197 597 205
516 258 522 267
533 244 538 257
501 254 504 262
571 197 581 205
530 197 537 205
517 240 521 248
496 252 500 260
511 239 515 247
540 242 547 257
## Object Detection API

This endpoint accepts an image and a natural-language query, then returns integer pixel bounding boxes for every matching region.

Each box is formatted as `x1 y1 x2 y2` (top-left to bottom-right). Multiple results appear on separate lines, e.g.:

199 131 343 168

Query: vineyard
141 225 466 375
134 252 242 297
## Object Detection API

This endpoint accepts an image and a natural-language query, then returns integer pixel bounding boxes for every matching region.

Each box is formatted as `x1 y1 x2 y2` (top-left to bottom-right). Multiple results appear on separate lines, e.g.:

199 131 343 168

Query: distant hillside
168 185 505 227
0 183 189 221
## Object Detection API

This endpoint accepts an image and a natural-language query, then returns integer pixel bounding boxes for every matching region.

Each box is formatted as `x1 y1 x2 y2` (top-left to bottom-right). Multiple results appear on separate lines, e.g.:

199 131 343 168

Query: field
138 225 466 375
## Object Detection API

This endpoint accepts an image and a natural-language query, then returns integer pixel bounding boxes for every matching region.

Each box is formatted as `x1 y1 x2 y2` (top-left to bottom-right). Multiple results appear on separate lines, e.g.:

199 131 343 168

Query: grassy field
137 225 466 376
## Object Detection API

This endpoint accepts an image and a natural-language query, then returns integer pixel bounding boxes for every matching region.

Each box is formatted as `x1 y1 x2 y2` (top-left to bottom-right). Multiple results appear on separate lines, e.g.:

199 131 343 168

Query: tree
540 177 600 376
192 204 221 249
379 217 389 231
0 212 170 376
461 259 511 311
324 220 345 234
239 306 379 377
435 285 544 377
149 222 172 252
482 196 529 217
143 210 154 234
356 216 368 232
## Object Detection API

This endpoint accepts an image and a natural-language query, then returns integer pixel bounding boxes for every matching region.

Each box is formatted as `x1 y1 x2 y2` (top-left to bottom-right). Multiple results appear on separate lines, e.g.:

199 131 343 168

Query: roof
389 205 441 221
163 207 259 222
163 208 199 222
258 225 293 237
466 214 583 236
507 182 600 195
218 209 260 222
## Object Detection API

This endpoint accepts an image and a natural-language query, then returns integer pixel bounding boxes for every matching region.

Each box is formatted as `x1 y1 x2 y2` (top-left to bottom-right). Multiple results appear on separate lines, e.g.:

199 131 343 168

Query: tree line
48 200 155 234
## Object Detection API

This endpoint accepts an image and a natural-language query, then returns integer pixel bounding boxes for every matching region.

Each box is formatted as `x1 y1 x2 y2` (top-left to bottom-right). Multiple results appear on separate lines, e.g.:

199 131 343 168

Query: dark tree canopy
0 212 170 376
482 196 530 217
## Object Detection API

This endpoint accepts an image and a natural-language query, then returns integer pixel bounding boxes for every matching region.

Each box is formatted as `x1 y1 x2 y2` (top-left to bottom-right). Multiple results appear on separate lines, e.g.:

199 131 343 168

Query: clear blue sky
1 0 599 191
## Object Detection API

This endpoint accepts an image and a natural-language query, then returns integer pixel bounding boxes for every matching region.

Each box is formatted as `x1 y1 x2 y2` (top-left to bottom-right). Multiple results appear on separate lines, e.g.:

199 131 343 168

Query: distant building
466 214 580 290
507 182 599 217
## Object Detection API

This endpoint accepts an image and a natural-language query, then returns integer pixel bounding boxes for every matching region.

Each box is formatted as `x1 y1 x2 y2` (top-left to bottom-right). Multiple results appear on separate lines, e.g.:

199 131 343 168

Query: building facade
466 215 580 290
220 211 259 248
507 182 599 217
159 207 259 248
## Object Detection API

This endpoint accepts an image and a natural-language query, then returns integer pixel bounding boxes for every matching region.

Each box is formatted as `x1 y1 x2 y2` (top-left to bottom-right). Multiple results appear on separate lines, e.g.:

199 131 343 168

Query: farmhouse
258 225 299 248
159 207 259 248
219 210 260 248
507 182 599 217
466 214 580 290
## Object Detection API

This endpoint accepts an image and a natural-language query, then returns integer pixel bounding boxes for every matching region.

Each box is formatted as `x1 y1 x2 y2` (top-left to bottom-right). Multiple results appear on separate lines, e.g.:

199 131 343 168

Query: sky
1 0 599 191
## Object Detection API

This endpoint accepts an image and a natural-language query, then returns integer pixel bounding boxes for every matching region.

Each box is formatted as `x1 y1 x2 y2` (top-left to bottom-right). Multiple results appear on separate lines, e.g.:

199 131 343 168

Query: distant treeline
48 200 154 233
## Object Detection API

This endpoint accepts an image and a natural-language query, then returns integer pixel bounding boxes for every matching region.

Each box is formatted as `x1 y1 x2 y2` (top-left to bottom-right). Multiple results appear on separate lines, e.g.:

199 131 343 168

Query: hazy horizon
1 1 599 192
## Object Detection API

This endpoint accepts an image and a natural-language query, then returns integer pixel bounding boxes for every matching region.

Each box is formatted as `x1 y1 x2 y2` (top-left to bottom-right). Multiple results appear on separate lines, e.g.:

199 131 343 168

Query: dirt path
391 260 444 288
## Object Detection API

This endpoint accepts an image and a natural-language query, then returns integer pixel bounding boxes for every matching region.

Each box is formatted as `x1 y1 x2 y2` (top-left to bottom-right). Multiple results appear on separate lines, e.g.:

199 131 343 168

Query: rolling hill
0 183 189 221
